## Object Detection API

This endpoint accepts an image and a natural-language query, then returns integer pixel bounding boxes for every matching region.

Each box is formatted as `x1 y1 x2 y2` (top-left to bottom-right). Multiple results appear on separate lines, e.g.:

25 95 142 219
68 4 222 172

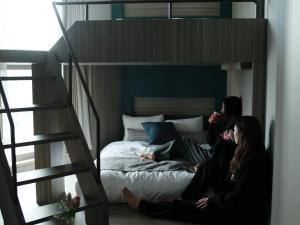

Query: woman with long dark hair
182 96 242 199
122 116 272 225
140 96 242 167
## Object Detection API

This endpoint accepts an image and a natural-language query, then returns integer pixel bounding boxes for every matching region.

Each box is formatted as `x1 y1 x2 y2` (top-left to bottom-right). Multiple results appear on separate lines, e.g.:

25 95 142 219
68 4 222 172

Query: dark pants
139 199 227 225
182 159 226 200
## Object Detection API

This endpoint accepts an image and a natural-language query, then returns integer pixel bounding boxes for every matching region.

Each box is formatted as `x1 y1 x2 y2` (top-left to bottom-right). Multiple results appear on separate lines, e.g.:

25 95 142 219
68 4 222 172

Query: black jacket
182 119 237 200
207 150 272 224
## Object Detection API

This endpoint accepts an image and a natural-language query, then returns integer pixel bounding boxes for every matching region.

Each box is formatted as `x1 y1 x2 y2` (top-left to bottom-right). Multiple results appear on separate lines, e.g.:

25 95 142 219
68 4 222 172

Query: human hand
208 112 221 124
221 130 234 142
195 197 209 209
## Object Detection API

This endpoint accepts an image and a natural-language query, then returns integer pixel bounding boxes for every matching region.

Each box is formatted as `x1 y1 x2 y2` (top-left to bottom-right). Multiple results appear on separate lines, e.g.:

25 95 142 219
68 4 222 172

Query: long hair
222 96 243 124
230 116 265 174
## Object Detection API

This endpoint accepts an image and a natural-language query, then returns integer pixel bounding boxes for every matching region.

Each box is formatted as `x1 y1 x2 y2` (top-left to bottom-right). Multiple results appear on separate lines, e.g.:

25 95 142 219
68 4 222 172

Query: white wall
269 0 300 224
226 69 253 115
233 1 300 224
89 5 111 20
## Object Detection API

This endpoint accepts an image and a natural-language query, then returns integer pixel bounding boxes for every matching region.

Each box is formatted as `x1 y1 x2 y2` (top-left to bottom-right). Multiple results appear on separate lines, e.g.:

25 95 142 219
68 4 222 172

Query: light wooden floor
108 203 196 225
1 203 196 225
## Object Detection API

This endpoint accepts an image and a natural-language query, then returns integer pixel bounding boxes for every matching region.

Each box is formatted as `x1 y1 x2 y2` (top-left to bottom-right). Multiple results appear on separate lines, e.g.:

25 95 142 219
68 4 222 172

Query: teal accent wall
111 4 124 20
220 0 232 18
112 3 232 114
121 65 227 114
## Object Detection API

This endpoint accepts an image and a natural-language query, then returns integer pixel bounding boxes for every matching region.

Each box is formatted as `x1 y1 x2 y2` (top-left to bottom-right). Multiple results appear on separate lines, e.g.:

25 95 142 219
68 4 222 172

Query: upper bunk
50 0 267 65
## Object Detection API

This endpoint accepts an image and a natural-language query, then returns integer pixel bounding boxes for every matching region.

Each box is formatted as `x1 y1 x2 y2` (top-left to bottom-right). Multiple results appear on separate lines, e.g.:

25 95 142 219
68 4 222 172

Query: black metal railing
52 0 264 184
0 78 17 201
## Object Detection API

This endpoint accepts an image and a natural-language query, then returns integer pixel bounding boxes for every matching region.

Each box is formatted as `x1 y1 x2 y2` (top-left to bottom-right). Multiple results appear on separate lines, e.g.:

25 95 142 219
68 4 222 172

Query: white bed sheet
99 141 194 203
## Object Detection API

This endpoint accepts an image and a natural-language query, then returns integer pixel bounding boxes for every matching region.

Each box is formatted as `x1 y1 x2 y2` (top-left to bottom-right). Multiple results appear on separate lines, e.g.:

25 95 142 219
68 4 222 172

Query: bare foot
188 164 201 172
194 164 200 171
121 186 140 209
139 152 156 160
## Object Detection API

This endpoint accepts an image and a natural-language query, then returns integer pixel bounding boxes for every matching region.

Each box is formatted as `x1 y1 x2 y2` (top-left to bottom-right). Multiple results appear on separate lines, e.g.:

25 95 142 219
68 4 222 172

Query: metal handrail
52 0 264 183
0 79 17 201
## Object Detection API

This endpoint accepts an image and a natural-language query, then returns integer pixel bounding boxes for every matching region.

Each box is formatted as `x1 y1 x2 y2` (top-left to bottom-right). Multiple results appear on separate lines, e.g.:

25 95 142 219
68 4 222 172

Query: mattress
98 141 195 202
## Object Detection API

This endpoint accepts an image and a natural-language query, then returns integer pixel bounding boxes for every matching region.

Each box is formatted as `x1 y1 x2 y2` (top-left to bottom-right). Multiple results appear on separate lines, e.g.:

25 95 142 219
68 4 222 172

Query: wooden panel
51 19 267 64
90 66 122 148
63 65 122 149
133 97 215 116
124 2 220 17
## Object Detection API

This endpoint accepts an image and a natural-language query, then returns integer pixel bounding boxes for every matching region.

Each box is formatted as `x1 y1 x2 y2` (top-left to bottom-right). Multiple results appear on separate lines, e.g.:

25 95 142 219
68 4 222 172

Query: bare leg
121 186 141 209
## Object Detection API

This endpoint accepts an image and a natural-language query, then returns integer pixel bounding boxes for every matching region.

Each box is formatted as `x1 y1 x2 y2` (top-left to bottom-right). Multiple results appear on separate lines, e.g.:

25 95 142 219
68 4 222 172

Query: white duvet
99 141 194 203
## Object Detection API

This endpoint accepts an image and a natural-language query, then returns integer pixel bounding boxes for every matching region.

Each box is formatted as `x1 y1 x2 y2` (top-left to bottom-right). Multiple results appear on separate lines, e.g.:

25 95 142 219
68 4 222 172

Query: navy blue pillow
142 122 178 145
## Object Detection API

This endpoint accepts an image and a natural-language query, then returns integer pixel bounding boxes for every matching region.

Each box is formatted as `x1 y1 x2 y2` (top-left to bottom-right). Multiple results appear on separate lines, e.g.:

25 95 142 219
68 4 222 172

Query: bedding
99 141 195 202
122 114 164 140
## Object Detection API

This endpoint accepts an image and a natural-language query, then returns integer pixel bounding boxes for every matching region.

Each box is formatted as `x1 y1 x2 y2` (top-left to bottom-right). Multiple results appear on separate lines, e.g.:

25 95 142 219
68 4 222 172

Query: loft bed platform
48 0 268 129
51 18 267 65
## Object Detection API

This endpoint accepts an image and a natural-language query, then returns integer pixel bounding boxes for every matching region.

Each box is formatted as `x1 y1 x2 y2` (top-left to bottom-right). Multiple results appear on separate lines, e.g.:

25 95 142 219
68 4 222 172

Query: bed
100 141 195 202
76 97 214 202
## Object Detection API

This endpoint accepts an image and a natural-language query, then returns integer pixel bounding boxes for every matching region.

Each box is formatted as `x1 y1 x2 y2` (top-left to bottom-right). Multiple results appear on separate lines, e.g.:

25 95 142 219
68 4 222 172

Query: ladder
0 50 108 225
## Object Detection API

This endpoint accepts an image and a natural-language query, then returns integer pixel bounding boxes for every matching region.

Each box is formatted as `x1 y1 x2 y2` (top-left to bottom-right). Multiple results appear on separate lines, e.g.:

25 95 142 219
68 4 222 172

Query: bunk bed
38 0 267 205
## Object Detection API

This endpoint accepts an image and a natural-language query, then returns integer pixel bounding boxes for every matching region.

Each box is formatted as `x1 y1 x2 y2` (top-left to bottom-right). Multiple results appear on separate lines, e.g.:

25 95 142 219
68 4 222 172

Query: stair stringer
0 141 25 225
32 53 108 225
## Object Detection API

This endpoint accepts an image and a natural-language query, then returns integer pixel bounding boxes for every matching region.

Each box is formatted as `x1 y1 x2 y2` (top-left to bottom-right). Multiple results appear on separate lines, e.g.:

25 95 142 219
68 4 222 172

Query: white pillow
122 114 164 140
165 116 203 132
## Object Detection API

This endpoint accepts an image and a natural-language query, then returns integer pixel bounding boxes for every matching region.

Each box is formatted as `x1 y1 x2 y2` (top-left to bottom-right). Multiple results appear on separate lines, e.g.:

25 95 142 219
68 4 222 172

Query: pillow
165 116 204 132
127 128 149 142
127 128 208 144
142 122 178 145
122 114 164 140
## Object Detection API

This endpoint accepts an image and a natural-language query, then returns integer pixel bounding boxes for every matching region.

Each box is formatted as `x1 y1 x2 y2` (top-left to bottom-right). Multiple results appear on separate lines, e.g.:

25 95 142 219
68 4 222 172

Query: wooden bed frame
50 1 267 133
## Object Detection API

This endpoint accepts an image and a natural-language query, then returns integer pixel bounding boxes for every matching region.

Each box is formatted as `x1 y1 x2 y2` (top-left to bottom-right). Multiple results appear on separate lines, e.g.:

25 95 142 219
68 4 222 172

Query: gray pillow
127 128 149 142
127 128 208 144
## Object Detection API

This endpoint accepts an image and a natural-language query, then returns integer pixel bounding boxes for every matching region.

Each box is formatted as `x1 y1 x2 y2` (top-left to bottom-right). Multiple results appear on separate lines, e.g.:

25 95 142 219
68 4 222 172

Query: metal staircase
0 50 108 225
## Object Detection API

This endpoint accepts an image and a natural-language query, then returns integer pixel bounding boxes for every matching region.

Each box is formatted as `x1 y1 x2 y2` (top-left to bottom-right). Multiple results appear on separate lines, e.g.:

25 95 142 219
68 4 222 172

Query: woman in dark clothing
182 96 242 200
208 96 243 152
122 116 272 225
140 96 242 168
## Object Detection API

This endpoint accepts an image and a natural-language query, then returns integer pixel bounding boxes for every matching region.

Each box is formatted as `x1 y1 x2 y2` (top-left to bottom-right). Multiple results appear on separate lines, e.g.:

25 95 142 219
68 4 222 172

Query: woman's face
234 125 240 144
221 103 225 114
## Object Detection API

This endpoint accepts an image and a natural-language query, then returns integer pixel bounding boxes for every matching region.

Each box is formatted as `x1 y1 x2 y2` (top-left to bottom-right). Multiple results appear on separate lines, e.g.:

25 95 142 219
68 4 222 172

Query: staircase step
2 132 78 149
24 196 103 225
0 50 47 63
17 163 90 186
35 222 60 225
0 103 67 113
0 76 56 81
